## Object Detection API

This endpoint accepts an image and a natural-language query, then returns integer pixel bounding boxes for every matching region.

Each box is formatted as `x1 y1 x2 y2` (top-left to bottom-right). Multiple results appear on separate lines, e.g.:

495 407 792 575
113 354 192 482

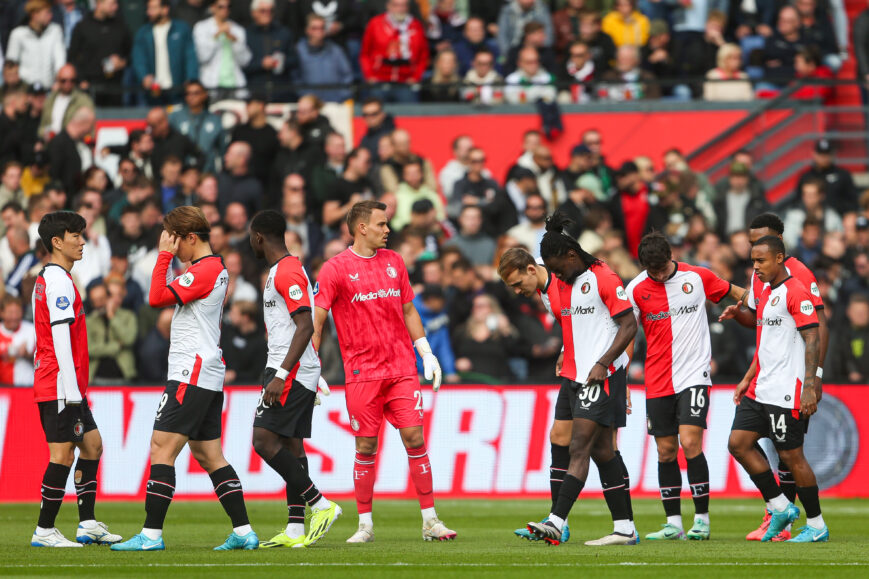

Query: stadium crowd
0 0 866 387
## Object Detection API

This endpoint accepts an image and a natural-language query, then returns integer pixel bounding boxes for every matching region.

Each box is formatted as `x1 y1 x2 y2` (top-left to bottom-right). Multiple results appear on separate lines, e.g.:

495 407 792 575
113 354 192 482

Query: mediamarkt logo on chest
351 288 401 303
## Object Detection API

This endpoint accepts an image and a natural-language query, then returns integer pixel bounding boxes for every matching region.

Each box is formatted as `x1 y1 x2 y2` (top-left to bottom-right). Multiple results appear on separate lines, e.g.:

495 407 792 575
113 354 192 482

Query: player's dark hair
637 231 672 271
38 210 86 253
749 212 784 235
753 235 786 257
347 200 387 234
250 209 287 241
540 211 600 266
498 247 536 280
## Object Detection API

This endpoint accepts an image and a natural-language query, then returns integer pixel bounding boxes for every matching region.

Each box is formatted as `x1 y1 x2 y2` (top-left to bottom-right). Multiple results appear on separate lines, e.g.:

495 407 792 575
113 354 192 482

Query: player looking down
249 210 341 548
30 211 122 547
526 213 637 546
313 200 456 543
720 235 829 543
112 206 258 552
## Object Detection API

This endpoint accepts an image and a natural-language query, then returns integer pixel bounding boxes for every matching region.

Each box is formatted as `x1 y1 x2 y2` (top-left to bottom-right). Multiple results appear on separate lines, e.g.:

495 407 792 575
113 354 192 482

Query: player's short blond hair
164 206 211 242
497 247 536 281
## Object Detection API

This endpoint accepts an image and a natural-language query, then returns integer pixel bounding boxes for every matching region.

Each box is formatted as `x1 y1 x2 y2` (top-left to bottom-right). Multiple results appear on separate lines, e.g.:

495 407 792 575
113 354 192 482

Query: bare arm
313 306 328 351
800 326 820 416
719 298 756 328
726 283 748 303
402 301 426 341
263 312 314 405
816 308 828 401
585 313 637 385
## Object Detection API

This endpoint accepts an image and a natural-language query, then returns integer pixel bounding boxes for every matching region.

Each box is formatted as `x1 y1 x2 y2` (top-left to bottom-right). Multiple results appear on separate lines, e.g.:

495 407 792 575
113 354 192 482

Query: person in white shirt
438 135 474 202
0 295 36 386
504 47 556 104
5 0 66 87
193 0 252 94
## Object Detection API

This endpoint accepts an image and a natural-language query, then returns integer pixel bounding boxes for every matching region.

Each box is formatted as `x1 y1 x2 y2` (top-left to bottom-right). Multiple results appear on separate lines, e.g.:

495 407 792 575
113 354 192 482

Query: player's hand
263 377 285 406
158 231 180 255
626 386 633 415
317 375 331 396
733 379 750 405
718 300 742 322
423 352 442 391
555 352 563 376
585 362 607 386
801 382 818 416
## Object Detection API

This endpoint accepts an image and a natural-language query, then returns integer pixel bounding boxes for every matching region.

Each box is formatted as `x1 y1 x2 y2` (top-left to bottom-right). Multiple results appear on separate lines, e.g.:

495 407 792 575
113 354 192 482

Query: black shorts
555 368 627 428
38 397 98 443
253 367 317 439
153 381 224 441
561 368 627 427
646 385 710 437
731 396 808 451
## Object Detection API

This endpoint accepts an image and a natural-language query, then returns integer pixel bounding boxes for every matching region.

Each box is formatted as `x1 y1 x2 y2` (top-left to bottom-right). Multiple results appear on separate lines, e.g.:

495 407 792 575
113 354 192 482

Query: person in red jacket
360 0 430 103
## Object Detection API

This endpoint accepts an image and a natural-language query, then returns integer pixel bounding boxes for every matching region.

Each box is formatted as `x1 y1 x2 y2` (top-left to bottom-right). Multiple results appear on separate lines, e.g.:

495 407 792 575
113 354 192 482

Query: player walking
30 211 122 547
526 213 637 546
626 232 747 541
737 213 829 541
112 207 258 552
720 235 828 542
313 200 456 543
249 210 341 548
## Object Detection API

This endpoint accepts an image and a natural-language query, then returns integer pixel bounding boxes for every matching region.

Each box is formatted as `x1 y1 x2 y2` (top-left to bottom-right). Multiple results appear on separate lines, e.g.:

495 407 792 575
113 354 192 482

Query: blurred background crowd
0 0 866 386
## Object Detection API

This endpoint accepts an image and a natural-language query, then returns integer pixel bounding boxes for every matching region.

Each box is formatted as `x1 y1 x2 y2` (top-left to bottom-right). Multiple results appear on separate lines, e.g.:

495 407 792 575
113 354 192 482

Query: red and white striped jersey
750 255 823 312
32 264 89 402
535 257 560 318
626 262 731 398
263 255 320 397
554 261 632 385
747 276 819 409
151 252 229 391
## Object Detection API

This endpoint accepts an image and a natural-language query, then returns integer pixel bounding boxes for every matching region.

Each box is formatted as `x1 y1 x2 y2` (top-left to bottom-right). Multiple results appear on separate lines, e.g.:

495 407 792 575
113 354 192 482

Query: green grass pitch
2 499 867 577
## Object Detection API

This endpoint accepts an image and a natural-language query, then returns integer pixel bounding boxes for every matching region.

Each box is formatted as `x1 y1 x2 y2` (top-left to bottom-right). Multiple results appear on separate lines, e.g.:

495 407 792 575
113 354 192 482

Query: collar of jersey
350 248 378 259
270 253 295 268
44 262 72 275
769 275 792 290
191 254 221 265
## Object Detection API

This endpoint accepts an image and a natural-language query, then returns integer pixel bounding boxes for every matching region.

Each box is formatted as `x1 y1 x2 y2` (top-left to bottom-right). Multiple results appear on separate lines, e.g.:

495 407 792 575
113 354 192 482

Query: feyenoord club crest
682 282 694 294
581 282 591 294
386 265 397 279
351 417 360 431
771 296 781 306
73 420 84 438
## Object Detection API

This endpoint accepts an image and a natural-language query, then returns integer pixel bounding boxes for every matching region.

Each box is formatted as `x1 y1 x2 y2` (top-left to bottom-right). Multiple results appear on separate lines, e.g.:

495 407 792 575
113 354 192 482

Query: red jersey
626 262 731 398
315 248 417 383
32 264 89 402
750 255 823 312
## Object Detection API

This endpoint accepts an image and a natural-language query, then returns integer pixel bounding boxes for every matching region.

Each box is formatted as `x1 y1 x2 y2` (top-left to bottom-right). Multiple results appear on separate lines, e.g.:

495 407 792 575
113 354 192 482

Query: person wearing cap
412 285 459 384
712 162 770 239
294 13 353 103
793 139 857 216
5 0 66 88
230 94 278 185
38 64 94 141
244 0 295 98
169 79 226 173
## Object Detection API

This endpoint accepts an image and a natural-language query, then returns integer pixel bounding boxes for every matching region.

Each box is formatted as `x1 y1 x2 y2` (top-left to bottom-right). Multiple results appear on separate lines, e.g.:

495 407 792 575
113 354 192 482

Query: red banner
0 385 865 501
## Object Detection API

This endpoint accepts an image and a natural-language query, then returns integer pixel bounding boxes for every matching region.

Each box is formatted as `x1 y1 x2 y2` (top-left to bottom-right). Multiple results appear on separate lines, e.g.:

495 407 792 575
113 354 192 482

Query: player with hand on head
734 213 829 541
30 211 122 547
249 210 341 549
112 207 258 552
526 212 638 546
313 200 455 543
720 235 829 543
627 232 747 541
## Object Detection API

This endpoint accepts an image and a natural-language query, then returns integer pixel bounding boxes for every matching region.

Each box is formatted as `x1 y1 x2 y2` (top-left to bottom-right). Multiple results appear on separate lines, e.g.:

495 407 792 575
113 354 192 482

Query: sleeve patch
616 286 628 301
179 272 195 287
56 296 70 310
288 284 303 301
800 300 814 315
810 282 820 297
313 281 319 295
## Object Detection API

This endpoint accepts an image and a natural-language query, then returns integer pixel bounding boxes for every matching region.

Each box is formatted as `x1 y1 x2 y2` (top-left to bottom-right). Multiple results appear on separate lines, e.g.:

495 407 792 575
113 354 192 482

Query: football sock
209 465 250 528
658 460 682 518
552 473 584 522
265 448 325 509
143 464 175 531
550 444 569 513
778 465 797 503
687 453 710 516
73 458 99 523
796 485 823 528
359 512 373 526
750 469 787 510
37 462 70 529
615 450 634 522
406 445 435 511
353 451 376 515
600 456 631 523
286 456 307 532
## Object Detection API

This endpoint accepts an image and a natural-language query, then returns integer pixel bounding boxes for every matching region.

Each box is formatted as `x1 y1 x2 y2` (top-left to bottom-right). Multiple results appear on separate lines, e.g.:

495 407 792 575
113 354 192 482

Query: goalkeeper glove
414 337 442 392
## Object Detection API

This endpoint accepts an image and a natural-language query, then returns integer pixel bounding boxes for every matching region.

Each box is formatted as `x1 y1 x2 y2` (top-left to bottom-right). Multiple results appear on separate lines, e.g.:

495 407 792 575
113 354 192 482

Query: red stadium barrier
0 385 865 501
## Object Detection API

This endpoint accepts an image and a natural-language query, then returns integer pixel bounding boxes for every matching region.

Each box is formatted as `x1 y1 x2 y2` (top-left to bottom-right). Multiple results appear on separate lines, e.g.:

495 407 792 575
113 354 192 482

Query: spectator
0 201 36 273
295 93 335 151
439 135 474 203
221 300 267 384
855 3 869 107
670 9 727 97
451 148 513 235
358 97 396 155
244 0 295 93
73 193 112 288
558 175 603 238
0 162 26 212
704 43 754 101
794 140 857 216
504 20 557 76
503 46 556 104
169 79 226 173
579 9 616 75
156 155 183 210
146 106 202 175
53 0 85 48
4 226 37 297
453 16 499 75
85 278 138 383
553 0 586 55
829 293 869 382
427 0 466 49
217 141 262 216
424 48 462 102
283 180 325 261
782 178 844 248
413 285 459 382
68 0 132 107
193 0 253 94
269 118 314 204
138 307 173 382
496 0 553 59
503 166 538 219
444 204 496 266
6 0 66 88
601 0 649 48
609 160 651 258
0 296 36 386
41 182 68 211
791 216 823 266
126 129 156 181
558 144 600 197
224 202 250 248
46 106 95 197
713 149 765 201
132 0 200 104
794 0 839 71
598 44 661 101
733 0 776 39
39 64 94 141
380 128 437 193
0 61 28 101
175 0 210 28
762 5 804 83
323 146 374 229
792 45 834 103
516 145 564 212
294 13 354 102
230 94 279 184
641 20 674 85
107 174 152 223
452 293 519 381
224 251 259 303
294 0 358 46
505 192 547 258
712 162 769 238
559 40 595 102
461 48 504 104
393 159 444 231
360 0 430 103
0 90 28 167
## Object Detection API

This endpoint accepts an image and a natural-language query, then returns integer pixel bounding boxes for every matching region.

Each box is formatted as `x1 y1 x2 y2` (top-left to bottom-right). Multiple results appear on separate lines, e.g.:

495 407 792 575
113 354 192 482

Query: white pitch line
6 563 868 569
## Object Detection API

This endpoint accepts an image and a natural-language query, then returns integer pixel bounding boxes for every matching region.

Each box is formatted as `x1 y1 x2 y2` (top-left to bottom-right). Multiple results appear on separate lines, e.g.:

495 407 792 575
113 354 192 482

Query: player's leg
677 386 711 540
608 370 635 536
345 380 384 542
645 393 683 539
746 440 774 540
586 424 635 545
73 425 122 544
